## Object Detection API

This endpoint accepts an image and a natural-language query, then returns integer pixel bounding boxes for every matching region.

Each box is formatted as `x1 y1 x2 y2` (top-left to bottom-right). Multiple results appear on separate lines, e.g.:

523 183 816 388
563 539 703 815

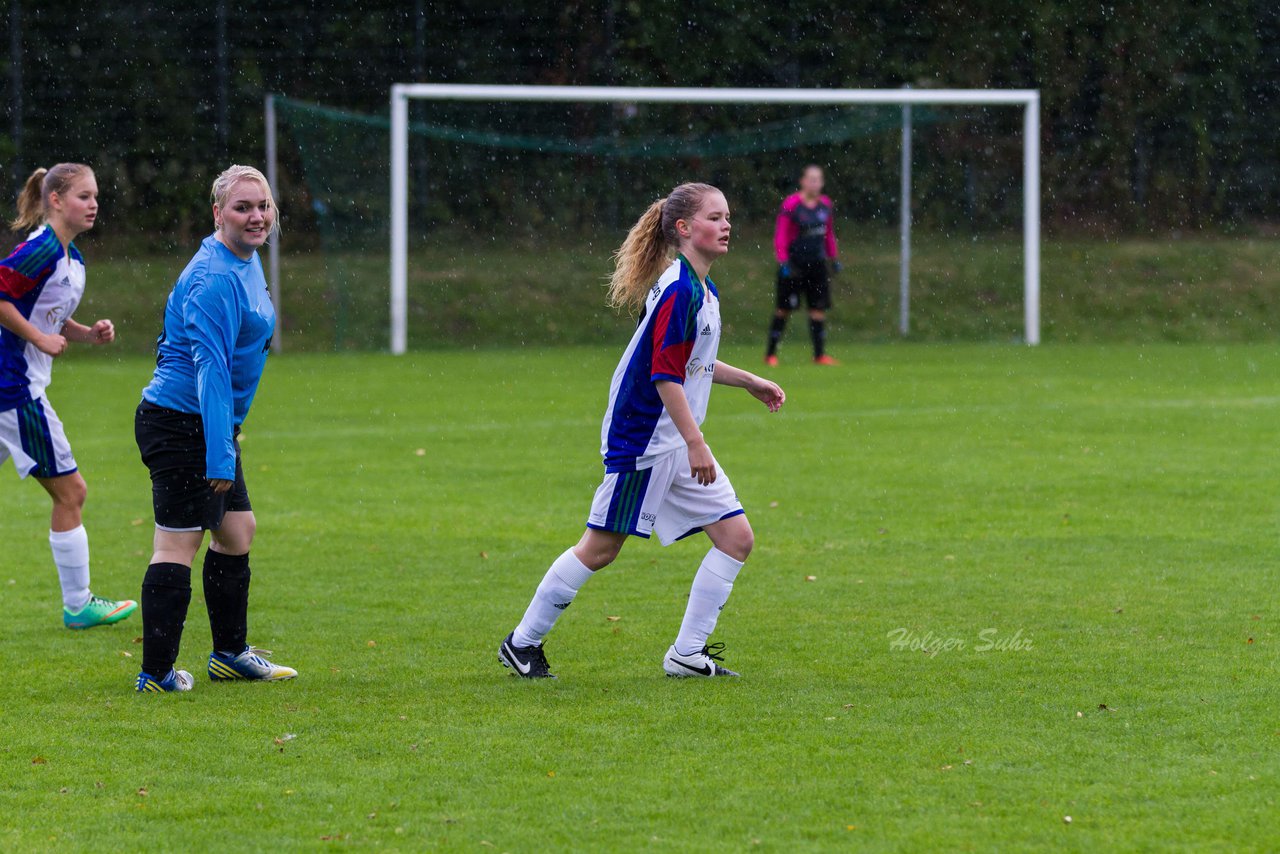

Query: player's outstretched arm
713 361 785 412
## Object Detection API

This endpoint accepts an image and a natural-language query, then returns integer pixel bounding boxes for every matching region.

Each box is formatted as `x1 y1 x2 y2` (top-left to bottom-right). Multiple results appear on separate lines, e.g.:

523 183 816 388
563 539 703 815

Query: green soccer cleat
64 595 138 630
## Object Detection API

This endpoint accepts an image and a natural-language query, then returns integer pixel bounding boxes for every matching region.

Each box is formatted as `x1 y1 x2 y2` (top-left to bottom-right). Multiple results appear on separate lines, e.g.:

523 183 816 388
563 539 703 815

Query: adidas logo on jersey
701 323 712 336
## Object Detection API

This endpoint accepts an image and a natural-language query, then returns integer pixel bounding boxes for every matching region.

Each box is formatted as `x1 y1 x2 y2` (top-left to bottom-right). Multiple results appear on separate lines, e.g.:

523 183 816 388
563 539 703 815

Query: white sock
674 547 744 656
511 549 595 648
50 526 91 612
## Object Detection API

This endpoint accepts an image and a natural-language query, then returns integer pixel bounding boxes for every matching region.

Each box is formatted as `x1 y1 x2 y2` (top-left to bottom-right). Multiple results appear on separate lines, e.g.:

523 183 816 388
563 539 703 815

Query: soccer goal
385 84 1041 354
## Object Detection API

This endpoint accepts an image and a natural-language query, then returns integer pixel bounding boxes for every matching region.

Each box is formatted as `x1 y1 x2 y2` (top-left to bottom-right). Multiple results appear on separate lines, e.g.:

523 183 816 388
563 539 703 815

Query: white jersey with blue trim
599 257 722 473
0 226 86 408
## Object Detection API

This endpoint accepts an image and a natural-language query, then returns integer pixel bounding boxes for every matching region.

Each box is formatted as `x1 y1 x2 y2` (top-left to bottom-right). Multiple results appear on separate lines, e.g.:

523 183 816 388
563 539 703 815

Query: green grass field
2 342 1278 850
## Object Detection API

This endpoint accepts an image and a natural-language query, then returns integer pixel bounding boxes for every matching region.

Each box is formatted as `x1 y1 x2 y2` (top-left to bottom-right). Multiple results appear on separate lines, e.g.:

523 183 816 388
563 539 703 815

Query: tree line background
2 0 1276 249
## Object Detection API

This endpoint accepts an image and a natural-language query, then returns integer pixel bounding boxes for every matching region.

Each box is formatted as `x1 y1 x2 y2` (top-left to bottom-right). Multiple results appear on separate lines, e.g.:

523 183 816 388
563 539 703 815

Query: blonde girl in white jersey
499 183 785 679
0 164 136 629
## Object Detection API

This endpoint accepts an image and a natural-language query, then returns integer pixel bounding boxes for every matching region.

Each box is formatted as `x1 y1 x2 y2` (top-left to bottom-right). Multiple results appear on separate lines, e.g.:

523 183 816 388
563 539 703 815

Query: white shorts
587 449 745 546
0 396 78 479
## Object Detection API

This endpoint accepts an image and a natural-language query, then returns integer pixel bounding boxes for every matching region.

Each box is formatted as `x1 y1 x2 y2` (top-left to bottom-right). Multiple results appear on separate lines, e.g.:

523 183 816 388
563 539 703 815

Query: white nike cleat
663 642 740 678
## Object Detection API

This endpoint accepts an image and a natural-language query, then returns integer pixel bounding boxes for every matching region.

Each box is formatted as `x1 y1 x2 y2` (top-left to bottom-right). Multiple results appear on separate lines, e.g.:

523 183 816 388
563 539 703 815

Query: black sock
809 318 827 358
767 315 788 356
204 549 251 655
141 562 192 678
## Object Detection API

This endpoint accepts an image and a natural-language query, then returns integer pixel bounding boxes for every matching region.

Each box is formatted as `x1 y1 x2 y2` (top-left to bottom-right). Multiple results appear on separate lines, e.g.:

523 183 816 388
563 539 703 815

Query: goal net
269 87 1038 352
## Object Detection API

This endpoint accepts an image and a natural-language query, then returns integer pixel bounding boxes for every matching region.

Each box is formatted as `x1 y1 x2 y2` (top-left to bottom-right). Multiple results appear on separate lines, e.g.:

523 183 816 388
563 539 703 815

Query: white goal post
388 84 1041 353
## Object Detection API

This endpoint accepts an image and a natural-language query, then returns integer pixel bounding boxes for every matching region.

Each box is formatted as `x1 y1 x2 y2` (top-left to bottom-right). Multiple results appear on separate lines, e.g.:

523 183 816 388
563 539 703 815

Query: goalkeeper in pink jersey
498 183 785 679
766 164 841 366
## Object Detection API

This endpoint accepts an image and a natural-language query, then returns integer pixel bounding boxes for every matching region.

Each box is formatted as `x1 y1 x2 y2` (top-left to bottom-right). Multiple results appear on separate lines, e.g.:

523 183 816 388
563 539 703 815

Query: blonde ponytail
9 163 95 233
607 198 667 311
607 182 720 312
10 169 48 232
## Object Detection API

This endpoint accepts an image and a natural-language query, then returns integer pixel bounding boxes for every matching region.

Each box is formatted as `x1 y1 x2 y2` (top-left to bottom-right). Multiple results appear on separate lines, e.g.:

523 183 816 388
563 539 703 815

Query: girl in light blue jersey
132 165 296 693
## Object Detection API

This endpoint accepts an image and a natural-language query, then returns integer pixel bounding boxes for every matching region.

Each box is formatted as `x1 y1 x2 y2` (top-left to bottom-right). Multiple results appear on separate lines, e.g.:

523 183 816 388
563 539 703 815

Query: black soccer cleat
499 632 556 679
663 641 740 678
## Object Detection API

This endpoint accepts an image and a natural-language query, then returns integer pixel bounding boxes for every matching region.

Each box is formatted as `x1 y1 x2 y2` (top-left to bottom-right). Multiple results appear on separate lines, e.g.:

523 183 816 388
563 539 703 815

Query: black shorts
135 401 250 532
776 260 832 311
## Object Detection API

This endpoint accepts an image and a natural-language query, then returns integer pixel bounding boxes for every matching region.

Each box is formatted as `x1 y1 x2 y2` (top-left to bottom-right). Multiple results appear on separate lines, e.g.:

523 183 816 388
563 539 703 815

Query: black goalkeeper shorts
776 259 831 311
135 401 250 532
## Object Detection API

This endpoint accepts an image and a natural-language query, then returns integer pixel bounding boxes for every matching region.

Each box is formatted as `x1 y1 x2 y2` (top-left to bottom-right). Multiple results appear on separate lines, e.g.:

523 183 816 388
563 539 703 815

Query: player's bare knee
726 529 754 561
59 475 87 510
213 513 256 555
576 544 618 571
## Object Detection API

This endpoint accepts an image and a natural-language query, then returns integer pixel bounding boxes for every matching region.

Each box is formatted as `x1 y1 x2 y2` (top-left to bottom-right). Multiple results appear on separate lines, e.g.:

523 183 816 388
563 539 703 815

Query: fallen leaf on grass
804 575 817 582
59 787 67 794
940 765 953 771
414 448 426 457
768 501 779 508
479 551 489 559
1075 711 1083 718
367 812 377 820
273 733 296 745
137 788 148 797
31 757 46 765
1063 815 1072 825
130 518 144 526
606 616 621 622
1247 637 1254 644
119 651 132 658
842 703 855 709
367 640 377 648
133 637 142 644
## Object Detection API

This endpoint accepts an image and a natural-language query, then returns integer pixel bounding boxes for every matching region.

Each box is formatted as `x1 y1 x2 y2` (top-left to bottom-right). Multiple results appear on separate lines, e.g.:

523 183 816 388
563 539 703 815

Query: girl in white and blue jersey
500 183 786 679
132 165 295 693
0 163 137 630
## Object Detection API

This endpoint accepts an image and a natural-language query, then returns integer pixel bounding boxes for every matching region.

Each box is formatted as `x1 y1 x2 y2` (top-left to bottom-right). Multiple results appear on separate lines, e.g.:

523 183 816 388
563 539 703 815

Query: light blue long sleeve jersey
142 235 275 481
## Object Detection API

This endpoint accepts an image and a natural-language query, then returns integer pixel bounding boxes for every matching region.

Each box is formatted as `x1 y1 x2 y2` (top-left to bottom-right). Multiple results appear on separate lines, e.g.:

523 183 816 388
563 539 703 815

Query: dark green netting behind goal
273 96 1004 350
